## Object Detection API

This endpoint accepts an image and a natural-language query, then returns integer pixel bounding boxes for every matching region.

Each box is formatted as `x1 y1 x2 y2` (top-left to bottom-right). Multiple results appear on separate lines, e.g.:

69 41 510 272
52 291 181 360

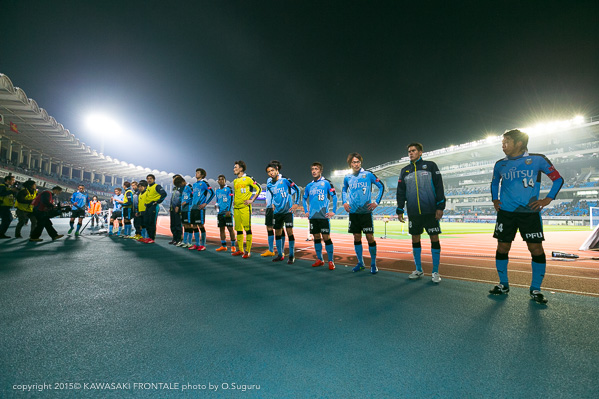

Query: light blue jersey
303 177 337 219
70 191 89 210
181 184 193 212
342 168 385 214
112 193 124 211
192 180 215 209
265 177 273 207
267 175 301 215
215 186 234 215
491 152 563 213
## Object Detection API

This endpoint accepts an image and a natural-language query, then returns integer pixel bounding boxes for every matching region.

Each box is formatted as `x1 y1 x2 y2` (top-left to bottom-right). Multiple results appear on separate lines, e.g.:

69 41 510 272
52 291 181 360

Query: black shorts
71 208 85 219
309 218 330 235
274 212 293 230
111 210 122 220
265 207 274 227
122 207 133 220
190 209 205 225
348 213 374 234
182 210 191 224
493 210 544 243
408 213 441 236
217 213 233 228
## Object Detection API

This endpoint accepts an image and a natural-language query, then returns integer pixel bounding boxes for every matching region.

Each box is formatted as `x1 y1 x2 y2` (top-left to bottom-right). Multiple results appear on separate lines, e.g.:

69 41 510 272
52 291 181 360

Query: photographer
15 180 38 238
0 174 18 239
29 186 65 242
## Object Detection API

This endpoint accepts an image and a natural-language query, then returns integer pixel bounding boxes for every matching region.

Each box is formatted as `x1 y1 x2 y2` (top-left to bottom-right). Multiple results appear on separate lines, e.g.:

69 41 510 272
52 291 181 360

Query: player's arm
396 169 407 222
226 187 234 214
342 176 350 212
328 182 337 217
490 161 502 212
154 185 167 205
247 178 262 203
302 182 310 216
430 163 446 219
290 179 301 207
530 156 564 211
369 172 384 210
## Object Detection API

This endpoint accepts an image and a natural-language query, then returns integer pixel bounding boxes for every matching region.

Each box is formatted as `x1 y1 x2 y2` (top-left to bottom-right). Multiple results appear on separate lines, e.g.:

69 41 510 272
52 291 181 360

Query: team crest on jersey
361 174 366 178
423 165 427 169
525 158 532 165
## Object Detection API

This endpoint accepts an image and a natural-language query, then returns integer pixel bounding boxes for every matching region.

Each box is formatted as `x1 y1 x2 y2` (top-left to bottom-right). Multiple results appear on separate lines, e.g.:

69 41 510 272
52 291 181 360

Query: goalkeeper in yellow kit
232 160 262 258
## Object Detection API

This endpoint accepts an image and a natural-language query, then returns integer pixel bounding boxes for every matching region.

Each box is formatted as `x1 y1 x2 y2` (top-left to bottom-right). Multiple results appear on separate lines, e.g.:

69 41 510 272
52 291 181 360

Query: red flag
10 121 19 133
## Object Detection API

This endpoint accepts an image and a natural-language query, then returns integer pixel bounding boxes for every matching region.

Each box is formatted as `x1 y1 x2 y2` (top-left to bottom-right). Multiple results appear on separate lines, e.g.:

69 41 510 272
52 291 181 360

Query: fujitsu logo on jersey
502 167 534 181
349 181 368 190
310 187 326 196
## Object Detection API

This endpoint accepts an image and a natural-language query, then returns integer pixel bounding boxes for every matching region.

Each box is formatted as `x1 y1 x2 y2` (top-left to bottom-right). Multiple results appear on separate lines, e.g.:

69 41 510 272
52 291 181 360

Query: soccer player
232 160 262 258
266 162 301 264
68 184 89 236
489 129 563 304
303 162 337 270
121 181 135 237
342 152 385 274
109 187 124 236
143 174 167 243
261 160 285 257
214 174 237 252
189 168 215 251
169 174 184 245
178 176 194 248
396 142 446 283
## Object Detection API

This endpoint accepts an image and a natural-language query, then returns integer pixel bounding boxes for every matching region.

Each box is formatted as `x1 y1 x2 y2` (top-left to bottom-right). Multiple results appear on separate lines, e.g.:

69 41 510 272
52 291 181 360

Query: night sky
2 1 597 185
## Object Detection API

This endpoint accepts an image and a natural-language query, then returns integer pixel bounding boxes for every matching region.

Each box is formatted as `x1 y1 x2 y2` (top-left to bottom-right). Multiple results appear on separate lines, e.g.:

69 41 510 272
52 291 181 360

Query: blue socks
325 239 334 261
495 251 509 285
276 236 283 256
354 241 364 265
288 235 295 257
200 228 206 246
194 230 199 246
431 241 441 273
412 242 422 272
268 231 274 252
531 254 546 291
314 239 323 261
368 242 377 266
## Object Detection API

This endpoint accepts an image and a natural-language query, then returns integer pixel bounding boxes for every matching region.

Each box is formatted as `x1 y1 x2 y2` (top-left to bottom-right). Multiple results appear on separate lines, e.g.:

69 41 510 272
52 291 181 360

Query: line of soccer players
1 128 562 304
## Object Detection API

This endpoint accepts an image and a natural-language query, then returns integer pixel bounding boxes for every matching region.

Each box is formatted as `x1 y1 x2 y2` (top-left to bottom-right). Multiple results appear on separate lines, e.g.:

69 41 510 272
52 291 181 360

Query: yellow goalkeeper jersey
233 174 262 209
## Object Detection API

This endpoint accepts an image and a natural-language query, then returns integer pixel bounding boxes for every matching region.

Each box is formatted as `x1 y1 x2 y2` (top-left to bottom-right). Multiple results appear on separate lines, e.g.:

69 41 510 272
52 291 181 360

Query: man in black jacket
0 174 18 238
396 142 446 283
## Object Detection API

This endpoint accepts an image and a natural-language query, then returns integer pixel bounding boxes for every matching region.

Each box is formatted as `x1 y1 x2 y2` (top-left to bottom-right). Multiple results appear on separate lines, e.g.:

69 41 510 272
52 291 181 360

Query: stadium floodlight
523 115 586 136
85 114 122 154
333 169 352 176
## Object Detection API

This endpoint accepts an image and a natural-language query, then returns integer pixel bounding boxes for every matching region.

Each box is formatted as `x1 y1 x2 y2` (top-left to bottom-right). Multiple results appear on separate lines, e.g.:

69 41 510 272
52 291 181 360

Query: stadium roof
0 73 177 181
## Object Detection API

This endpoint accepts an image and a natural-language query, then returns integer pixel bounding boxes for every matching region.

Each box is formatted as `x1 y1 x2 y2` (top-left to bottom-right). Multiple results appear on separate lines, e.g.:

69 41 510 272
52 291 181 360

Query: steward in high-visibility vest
15 180 38 238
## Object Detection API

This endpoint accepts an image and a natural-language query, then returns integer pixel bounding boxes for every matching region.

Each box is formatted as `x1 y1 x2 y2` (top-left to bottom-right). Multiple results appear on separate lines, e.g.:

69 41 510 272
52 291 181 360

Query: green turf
239 216 590 238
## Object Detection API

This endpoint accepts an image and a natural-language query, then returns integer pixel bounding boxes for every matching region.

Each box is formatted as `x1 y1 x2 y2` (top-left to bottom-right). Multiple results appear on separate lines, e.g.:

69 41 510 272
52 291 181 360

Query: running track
157 217 599 297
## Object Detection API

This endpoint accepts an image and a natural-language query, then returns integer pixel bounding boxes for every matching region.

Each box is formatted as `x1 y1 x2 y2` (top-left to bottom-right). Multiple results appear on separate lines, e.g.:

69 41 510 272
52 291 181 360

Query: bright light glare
522 115 585 136
486 135 497 143
333 169 353 176
85 114 122 133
